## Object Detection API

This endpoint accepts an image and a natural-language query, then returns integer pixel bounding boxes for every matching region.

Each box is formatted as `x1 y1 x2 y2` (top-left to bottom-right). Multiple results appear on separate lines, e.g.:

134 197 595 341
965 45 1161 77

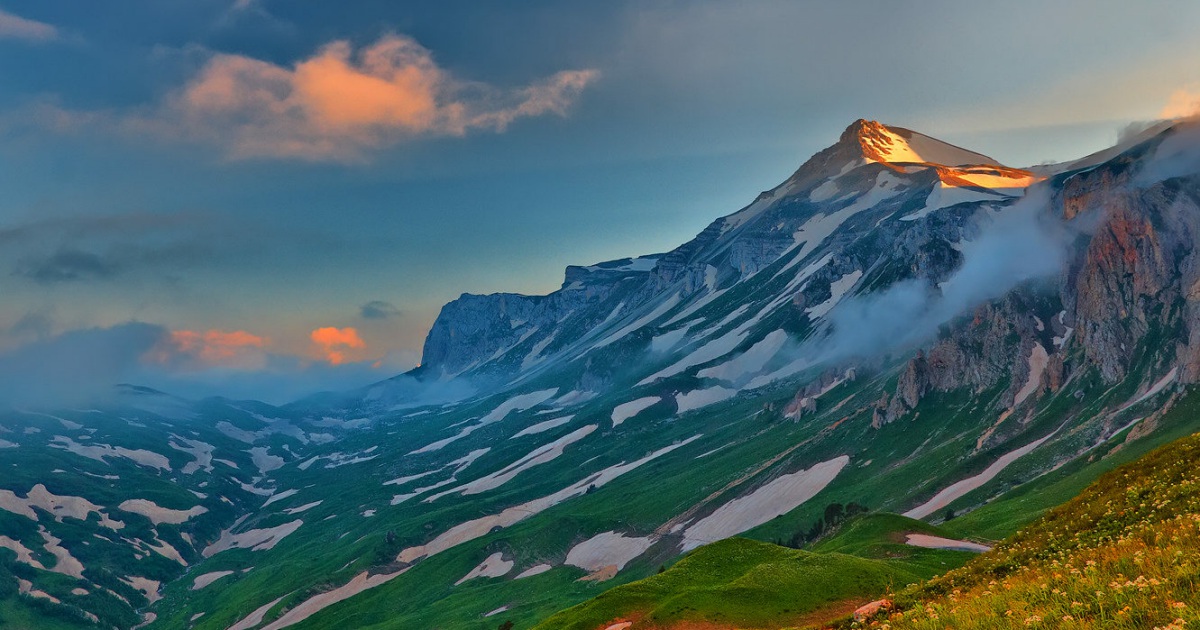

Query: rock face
878 295 1055 425
872 123 1200 427
1067 181 1200 383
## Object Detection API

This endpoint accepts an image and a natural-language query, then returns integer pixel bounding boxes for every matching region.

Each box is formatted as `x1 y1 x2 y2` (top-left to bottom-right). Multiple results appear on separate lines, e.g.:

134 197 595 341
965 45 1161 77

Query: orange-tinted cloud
1160 86 1200 120
150 329 268 370
162 34 598 161
310 326 366 365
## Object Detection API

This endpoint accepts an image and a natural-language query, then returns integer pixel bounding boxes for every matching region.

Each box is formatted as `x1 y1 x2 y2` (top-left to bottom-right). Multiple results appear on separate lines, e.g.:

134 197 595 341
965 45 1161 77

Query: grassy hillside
847 431 1200 629
531 393 1200 630
533 516 976 630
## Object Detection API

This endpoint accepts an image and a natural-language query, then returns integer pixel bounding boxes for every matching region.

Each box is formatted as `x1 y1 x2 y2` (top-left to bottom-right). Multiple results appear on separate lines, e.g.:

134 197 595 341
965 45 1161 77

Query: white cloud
0 8 58 42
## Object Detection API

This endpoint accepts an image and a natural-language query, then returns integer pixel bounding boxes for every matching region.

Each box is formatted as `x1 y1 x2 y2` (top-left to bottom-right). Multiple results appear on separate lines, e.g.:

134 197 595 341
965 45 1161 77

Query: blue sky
1 0 1198 402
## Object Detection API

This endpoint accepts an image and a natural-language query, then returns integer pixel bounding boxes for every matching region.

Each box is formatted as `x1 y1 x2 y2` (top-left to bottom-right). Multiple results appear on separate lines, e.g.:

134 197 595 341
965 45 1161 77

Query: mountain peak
841 119 1002 168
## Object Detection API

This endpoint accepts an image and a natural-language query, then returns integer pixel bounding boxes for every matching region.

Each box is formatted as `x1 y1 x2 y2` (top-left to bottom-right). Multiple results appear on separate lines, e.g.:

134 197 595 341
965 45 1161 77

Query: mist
809 186 1072 364
0 322 167 407
1138 118 1200 186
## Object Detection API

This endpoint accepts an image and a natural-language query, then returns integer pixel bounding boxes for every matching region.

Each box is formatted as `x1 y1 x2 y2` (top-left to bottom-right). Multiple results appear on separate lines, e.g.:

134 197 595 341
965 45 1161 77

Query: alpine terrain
4 116 1200 629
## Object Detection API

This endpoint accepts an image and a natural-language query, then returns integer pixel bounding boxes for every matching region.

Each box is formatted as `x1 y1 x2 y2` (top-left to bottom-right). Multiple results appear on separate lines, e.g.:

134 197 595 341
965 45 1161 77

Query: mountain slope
5 117 1200 630
534 515 977 630
845 427 1200 629
149 118 1196 630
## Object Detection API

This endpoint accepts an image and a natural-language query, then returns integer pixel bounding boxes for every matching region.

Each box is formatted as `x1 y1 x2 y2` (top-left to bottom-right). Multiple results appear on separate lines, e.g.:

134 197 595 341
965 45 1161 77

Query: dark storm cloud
15 248 118 283
360 300 402 320
12 242 217 284
2 210 347 286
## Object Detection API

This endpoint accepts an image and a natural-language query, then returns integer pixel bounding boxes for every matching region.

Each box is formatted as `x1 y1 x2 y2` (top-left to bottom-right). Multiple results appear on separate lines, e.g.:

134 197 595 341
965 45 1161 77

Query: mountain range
1 114 1199 629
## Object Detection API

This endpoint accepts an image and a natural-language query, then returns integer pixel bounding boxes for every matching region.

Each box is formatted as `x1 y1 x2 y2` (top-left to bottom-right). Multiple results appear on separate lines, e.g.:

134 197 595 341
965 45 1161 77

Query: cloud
65 34 598 161
359 300 402 320
150 328 268 370
1 213 215 287
0 322 167 406
310 326 366 364
0 8 58 42
808 187 1073 364
14 248 119 284
8 311 54 341
0 321 400 406
1160 86 1200 120
0 211 342 287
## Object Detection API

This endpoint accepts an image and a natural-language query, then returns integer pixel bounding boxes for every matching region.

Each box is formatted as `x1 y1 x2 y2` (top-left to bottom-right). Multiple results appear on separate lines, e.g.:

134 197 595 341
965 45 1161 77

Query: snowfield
512 414 574 438
565 531 655 572
610 397 660 427
904 431 1056 520
681 456 849 551
117 499 207 525
455 551 514 585
675 387 738 414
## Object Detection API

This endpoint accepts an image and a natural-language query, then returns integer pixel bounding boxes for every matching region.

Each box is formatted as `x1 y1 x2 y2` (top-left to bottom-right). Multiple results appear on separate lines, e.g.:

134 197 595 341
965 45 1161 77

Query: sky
0 0 1198 403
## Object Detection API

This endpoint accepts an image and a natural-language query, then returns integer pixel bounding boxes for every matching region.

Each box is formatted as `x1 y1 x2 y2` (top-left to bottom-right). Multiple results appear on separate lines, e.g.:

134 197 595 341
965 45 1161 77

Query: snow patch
1012 344 1050 408
397 436 702 564
1053 310 1073 348
481 389 559 424
39 527 85 578
454 552 513 585
49 436 170 471
170 437 215 475
383 469 440 487
203 520 303 557
191 570 235 590
611 398 660 428
808 178 840 202
900 185 1004 221
806 270 863 319
905 534 990 553
641 327 748 385
791 172 903 260
904 431 1056 520
594 293 681 348
565 531 654 572
697 330 788 383
1126 367 1178 408
0 484 123 530
511 415 574 439
249 447 285 473
514 564 553 579
430 426 596 499
0 536 44 569
675 387 738 414
228 596 286 630
681 456 848 551
261 489 299 508
118 499 207 525
284 501 322 515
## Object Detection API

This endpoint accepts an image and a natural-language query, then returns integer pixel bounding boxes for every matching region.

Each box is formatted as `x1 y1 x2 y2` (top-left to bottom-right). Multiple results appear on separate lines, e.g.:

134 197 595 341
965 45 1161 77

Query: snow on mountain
16 117 1200 630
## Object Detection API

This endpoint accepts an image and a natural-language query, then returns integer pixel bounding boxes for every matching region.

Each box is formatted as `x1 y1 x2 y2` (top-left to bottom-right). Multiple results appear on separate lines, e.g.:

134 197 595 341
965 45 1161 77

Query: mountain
2 116 1200 630
416 119 1040 384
